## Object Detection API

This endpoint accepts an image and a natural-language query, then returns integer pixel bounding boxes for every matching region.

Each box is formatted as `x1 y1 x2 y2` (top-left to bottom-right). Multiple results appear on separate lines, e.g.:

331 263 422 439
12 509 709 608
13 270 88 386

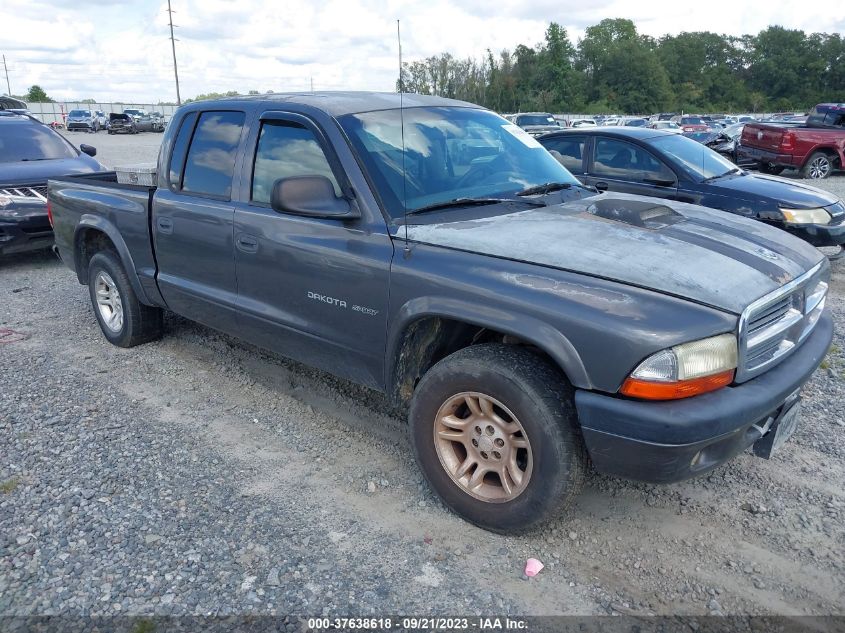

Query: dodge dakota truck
739 103 845 179
49 93 833 533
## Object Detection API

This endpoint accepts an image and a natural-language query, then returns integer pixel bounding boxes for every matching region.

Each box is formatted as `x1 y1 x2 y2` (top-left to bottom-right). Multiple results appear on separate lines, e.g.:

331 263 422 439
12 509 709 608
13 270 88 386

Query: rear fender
73 214 152 305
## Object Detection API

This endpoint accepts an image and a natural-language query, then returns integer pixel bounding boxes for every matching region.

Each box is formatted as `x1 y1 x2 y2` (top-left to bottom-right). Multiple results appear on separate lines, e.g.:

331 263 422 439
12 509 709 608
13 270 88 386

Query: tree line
398 18 845 115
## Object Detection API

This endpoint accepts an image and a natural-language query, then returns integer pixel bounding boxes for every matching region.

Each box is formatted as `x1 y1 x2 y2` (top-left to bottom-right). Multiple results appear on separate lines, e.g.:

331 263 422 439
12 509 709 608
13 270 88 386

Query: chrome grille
0 185 48 201
737 262 827 382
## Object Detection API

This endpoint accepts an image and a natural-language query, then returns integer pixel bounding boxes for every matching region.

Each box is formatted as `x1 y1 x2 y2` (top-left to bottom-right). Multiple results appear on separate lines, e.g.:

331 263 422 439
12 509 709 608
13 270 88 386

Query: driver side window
251 120 341 205
592 138 674 182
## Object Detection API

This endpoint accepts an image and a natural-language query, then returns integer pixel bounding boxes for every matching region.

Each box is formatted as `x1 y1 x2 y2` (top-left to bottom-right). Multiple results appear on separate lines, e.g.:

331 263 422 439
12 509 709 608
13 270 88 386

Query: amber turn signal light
620 369 735 401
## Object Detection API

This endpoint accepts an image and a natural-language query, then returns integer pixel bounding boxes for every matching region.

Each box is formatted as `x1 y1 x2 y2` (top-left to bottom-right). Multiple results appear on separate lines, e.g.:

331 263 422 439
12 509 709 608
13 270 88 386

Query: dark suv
0 112 106 256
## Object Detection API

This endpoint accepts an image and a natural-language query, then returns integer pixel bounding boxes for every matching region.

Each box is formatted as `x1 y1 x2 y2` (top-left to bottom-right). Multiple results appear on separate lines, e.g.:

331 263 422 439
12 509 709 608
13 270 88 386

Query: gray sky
2 0 843 103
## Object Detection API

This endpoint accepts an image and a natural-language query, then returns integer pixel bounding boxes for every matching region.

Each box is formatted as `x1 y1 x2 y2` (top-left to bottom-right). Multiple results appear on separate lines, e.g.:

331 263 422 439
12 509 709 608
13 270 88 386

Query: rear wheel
801 152 834 179
87 250 163 347
409 344 587 534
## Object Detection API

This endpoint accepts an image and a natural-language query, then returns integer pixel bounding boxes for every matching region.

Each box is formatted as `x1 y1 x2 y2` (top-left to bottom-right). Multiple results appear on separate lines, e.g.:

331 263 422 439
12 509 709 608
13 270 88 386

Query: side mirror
270 176 358 219
79 144 97 157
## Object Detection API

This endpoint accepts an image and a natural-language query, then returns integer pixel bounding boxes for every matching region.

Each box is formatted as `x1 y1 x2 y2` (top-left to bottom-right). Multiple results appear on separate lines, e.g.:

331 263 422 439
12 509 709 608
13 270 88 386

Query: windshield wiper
20 158 51 162
701 168 741 183
516 182 574 196
406 197 541 216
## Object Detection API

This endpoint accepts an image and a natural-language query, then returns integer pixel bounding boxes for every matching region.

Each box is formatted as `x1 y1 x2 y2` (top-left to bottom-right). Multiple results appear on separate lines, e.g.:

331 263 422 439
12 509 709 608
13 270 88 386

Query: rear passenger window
181 111 245 198
168 112 197 188
251 120 340 205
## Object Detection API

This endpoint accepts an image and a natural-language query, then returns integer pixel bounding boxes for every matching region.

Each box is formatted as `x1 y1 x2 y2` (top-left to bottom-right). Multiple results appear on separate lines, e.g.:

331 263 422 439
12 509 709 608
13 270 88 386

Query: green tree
25 85 52 102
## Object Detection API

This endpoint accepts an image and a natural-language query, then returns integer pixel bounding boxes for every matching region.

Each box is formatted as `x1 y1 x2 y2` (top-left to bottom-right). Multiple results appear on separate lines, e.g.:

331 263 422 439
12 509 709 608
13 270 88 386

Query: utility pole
167 0 181 105
2 55 10 96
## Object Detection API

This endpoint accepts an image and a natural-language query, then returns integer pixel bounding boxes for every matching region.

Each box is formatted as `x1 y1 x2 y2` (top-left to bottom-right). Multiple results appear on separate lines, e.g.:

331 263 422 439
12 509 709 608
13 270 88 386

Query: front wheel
801 152 834 179
87 250 163 347
409 344 587 534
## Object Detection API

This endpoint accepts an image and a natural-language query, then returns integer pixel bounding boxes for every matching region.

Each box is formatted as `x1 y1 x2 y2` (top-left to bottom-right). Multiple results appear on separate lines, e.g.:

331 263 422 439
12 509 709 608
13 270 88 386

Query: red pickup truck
739 103 845 179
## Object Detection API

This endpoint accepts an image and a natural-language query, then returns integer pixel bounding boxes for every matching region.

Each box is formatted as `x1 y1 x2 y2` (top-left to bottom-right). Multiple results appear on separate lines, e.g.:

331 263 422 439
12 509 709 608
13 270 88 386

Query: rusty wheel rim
433 392 533 503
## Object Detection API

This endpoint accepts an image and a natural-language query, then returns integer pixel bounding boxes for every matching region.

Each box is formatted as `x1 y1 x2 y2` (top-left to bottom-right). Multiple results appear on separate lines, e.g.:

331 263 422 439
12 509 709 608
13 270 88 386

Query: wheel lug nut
480 451 488 459
485 425 494 436
494 438 504 447
474 426 482 435
472 439 478 447
492 451 501 460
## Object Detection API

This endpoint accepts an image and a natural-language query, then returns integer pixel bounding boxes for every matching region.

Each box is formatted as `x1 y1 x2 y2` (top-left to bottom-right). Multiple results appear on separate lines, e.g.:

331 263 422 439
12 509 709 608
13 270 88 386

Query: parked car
66 109 100 133
49 93 832 533
739 103 845 179
624 118 648 127
538 126 845 253
513 112 561 136
0 112 105 256
601 117 622 126
648 120 681 131
673 116 710 133
123 108 147 123
93 110 108 130
135 114 166 133
107 113 137 134
570 119 597 128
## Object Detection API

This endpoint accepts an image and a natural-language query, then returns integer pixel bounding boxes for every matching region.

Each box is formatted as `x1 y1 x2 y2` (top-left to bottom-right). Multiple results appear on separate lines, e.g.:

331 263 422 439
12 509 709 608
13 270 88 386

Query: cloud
1 0 842 103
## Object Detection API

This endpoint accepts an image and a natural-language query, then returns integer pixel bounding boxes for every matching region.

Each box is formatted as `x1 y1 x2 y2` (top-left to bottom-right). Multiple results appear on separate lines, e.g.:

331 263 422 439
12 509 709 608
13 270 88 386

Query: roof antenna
397 19 410 254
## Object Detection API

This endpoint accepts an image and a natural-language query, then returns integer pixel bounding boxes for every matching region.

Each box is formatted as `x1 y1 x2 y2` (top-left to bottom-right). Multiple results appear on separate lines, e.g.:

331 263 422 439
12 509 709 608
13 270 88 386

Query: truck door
152 109 247 334
231 111 393 390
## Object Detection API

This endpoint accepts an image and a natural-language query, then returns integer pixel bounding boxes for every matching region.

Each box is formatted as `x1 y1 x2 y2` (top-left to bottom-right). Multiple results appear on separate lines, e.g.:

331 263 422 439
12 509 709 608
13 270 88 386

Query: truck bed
48 172 160 304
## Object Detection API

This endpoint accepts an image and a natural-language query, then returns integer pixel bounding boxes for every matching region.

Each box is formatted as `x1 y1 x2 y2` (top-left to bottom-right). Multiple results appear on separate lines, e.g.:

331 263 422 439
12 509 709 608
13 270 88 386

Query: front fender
387 295 592 395
73 214 152 305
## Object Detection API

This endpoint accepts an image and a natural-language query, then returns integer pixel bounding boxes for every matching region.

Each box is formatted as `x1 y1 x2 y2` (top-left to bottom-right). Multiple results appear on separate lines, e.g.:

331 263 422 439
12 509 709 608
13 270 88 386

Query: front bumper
0 218 53 255
574 311 833 483
67 121 94 131
783 219 845 247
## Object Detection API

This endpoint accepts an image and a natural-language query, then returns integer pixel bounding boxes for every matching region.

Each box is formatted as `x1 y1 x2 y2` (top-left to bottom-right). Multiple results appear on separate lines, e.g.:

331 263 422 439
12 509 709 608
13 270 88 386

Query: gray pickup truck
49 93 833 533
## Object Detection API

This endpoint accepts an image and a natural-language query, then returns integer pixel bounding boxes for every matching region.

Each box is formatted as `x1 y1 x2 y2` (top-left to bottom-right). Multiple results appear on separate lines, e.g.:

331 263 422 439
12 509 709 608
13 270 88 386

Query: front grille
737 262 828 382
0 185 48 201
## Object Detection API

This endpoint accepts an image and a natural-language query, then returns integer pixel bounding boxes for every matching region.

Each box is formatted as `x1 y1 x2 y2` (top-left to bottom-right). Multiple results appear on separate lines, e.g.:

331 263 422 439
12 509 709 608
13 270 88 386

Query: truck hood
0 156 105 185
707 172 841 210
404 192 824 314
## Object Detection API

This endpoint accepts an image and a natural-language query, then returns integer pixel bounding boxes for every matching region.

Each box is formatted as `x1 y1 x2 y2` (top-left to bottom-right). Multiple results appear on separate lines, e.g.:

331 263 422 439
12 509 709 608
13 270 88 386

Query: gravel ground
1 135 844 618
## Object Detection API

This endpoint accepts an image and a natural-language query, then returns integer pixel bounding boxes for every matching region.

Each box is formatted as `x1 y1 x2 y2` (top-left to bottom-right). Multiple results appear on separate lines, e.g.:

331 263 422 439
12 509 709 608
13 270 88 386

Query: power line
2 55 10 96
167 0 181 105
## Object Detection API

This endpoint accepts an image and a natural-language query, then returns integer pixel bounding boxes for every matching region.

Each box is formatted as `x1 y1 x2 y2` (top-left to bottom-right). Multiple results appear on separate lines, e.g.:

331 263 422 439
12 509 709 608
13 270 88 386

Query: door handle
594 181 609 191
156 217 173 234
236 234 259 253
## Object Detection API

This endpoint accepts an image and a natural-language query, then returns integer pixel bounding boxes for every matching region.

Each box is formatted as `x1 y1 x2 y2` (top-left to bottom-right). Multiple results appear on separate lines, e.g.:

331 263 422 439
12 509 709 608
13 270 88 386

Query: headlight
621 333 737 400
780 207 831 225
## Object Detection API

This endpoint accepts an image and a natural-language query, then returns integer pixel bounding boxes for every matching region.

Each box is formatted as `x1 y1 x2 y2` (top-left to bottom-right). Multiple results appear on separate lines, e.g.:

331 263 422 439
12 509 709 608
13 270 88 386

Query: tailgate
741 124 785 151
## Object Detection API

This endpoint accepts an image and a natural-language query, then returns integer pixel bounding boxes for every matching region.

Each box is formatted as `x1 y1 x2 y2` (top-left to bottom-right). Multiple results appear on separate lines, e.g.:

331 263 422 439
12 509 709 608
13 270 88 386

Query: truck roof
195 91 480 116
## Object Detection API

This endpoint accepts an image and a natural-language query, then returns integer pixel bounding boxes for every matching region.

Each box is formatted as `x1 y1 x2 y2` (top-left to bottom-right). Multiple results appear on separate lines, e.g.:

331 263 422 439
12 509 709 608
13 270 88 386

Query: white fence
23 102 180 125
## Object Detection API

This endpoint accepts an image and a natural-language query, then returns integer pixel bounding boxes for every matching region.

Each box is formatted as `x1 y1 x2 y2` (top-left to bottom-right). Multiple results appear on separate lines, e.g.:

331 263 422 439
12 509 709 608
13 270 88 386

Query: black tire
409 343 587 534
759 163 785 175
87 250 163 347
800 152 834 179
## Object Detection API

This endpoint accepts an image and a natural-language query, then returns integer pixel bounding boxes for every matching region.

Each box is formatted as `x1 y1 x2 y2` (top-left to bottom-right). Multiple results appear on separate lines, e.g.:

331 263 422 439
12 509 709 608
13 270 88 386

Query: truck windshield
648 133 737 181
0 122 78 162
339 107 579 218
